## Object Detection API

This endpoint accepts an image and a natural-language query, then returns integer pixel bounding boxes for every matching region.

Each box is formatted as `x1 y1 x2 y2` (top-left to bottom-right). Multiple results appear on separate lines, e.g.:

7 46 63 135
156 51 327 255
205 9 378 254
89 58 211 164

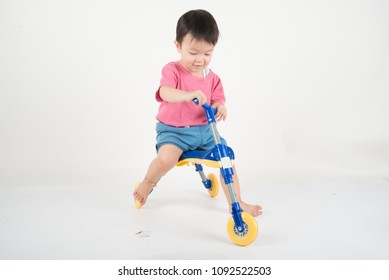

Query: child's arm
159 86 207 105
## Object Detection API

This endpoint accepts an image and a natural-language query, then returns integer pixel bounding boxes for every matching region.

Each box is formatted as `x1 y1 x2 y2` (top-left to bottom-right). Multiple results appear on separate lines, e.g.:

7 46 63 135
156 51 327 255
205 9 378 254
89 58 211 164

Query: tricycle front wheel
227 212 258 246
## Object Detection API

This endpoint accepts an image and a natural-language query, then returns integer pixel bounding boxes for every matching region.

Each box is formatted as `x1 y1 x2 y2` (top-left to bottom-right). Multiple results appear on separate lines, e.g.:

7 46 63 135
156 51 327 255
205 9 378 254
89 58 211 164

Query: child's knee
157 152 179 168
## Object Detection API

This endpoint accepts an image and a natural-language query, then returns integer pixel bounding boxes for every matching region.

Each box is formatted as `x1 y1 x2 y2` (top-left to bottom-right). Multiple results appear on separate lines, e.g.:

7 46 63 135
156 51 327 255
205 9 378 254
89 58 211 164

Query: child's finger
216 107 227 121
212 105 220 116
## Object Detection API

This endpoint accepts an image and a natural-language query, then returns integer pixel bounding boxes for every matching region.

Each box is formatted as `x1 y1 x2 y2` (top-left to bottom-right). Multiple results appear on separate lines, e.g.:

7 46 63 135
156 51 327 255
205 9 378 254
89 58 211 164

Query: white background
1 0 389 262
1 0 388 187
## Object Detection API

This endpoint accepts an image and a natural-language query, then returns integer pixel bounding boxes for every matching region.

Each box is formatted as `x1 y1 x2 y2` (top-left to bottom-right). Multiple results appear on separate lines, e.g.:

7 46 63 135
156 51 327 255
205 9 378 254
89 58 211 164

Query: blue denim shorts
156 122 227 152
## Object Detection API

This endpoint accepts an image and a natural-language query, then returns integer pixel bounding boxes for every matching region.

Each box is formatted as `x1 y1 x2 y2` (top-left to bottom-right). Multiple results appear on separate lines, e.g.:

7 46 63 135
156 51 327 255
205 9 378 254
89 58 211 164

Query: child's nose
195 56 205 63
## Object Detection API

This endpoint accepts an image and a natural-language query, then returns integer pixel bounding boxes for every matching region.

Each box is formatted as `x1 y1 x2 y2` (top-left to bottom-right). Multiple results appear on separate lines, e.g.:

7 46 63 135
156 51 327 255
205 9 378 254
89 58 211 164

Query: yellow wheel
134 183 142 209
207 173 219 198
227 212 258 246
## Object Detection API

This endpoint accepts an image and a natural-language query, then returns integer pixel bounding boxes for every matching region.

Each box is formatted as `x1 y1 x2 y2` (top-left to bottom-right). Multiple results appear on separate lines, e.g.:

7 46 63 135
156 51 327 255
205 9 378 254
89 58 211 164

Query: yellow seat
176 158 234 169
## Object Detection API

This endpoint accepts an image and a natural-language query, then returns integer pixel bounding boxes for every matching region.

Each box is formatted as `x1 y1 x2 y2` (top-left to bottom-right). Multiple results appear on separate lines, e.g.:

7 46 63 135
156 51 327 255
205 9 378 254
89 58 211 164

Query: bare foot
238 201 263 217
133 179 155 206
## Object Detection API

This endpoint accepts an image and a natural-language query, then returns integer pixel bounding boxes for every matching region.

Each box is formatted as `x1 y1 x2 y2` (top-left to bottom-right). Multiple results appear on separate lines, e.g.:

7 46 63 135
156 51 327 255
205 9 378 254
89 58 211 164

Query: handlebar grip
193 98 217 119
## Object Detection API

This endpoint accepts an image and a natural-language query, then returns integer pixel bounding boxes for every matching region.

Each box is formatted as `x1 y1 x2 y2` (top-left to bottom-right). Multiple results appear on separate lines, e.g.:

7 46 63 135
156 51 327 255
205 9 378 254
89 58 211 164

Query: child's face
175 34 215 76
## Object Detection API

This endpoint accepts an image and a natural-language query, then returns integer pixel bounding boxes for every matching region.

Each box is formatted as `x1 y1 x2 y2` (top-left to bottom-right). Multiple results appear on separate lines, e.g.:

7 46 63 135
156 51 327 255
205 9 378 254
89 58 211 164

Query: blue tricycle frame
136 99 258 246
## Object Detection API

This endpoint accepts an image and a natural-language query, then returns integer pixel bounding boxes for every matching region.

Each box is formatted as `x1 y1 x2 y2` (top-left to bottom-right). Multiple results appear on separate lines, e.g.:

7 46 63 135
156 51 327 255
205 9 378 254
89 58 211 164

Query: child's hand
187 90 207 105
212 102 227 121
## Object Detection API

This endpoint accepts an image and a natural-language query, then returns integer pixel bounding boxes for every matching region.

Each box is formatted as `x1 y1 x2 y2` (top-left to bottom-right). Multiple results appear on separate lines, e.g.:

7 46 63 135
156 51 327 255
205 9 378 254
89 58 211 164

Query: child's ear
174 40 182 52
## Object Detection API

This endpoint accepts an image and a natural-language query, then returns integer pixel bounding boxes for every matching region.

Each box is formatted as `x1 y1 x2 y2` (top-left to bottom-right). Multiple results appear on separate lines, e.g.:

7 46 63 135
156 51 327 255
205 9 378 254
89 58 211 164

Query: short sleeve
155 63 179 102
210 74 226 105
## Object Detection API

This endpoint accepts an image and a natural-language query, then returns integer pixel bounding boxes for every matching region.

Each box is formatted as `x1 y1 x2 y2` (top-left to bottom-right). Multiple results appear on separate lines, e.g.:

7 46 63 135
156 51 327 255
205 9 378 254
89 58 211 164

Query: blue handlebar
193 98 217 124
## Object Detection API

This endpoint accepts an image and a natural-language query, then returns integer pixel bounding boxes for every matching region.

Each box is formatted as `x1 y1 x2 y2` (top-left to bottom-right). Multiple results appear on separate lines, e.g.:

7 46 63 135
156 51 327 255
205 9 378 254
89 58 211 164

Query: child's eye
189 52 197 56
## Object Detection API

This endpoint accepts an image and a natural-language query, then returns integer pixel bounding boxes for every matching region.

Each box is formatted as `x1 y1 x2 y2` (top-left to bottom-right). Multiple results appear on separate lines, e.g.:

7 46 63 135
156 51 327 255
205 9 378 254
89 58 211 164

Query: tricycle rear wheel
207 173 219 198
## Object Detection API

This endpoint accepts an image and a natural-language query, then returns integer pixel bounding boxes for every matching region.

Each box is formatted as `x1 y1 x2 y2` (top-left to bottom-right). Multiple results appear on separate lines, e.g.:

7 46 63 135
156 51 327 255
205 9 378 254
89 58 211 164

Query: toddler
134 9 262 217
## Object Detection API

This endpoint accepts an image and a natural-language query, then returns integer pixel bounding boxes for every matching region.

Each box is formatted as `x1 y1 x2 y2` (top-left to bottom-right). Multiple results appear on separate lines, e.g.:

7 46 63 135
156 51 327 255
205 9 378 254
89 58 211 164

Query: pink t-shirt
155 61 225 127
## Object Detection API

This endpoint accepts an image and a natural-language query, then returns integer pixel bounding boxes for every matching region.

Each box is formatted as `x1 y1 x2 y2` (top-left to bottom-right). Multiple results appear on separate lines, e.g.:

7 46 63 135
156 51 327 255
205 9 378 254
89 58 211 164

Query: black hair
176 9 219 46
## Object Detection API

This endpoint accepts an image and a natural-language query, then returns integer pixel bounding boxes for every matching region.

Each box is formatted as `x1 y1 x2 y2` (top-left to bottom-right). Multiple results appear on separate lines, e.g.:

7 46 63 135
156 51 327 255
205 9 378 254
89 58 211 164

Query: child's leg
220 166 263 217
134 144 182 206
